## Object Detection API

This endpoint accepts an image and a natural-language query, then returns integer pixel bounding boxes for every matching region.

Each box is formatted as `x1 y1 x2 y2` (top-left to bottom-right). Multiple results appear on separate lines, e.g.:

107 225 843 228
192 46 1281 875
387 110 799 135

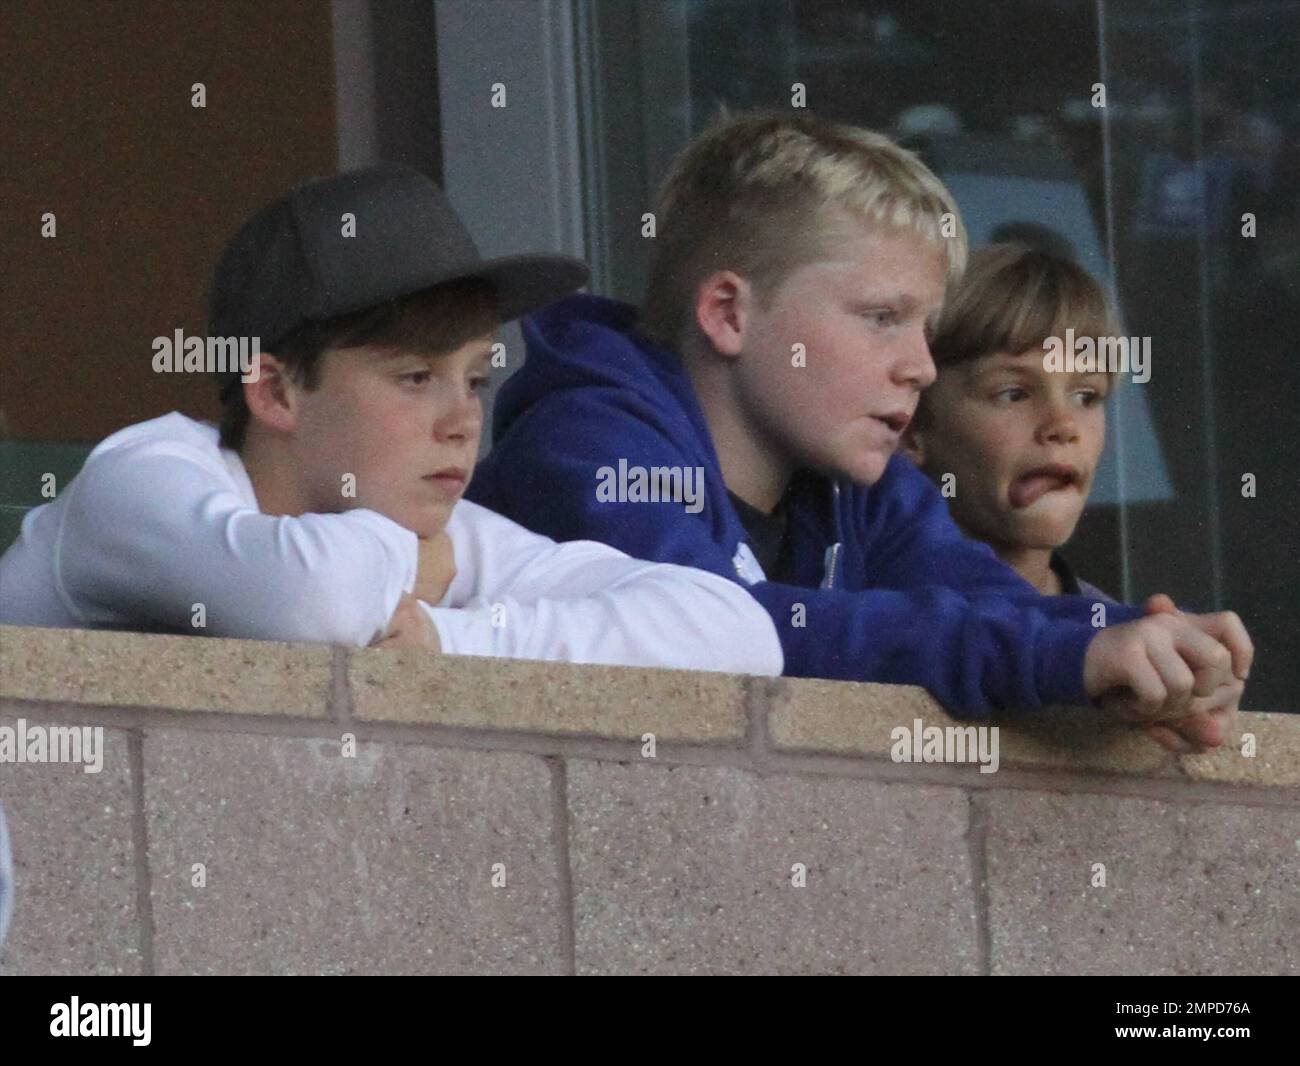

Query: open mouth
1008 464 1082 508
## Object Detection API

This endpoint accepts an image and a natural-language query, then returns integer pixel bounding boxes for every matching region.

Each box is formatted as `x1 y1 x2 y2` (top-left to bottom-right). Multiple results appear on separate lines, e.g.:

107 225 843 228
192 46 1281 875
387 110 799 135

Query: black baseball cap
208 163 588 397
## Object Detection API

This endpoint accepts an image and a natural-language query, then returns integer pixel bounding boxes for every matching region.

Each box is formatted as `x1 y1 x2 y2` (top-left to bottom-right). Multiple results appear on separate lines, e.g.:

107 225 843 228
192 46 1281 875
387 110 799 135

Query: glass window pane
579 0 1298 711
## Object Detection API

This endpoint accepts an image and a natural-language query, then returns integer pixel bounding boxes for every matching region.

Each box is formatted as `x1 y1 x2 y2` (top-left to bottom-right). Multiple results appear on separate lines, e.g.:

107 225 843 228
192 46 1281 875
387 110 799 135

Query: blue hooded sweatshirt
468 294 1144 716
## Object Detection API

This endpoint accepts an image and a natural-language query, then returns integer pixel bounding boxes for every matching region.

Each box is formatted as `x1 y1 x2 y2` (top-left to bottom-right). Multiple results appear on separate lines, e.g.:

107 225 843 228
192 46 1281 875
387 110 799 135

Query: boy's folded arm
57 444 416 645
424 507 781 675
473 398 1119 713
749 579 1098 715
422 566 782 675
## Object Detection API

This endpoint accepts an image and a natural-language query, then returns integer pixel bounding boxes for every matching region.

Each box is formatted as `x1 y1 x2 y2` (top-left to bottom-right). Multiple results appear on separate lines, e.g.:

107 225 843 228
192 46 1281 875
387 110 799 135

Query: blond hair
640 111 967 346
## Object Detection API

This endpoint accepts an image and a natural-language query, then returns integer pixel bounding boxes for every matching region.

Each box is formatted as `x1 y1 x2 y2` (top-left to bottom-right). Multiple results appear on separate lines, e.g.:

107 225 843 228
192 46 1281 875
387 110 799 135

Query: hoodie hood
493 294 710 450
490 292 847 579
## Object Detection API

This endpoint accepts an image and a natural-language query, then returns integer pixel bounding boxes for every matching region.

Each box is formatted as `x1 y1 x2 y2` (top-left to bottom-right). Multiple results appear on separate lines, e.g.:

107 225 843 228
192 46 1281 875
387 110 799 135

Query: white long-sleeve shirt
0 413 782 675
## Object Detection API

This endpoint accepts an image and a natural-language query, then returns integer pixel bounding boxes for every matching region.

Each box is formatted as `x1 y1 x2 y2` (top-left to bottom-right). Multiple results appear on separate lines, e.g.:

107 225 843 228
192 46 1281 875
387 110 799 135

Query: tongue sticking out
1009 473 1071 508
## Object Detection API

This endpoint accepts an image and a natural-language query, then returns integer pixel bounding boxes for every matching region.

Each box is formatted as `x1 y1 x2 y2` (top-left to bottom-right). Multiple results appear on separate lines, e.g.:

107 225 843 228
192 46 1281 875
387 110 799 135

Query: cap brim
469 254 589 323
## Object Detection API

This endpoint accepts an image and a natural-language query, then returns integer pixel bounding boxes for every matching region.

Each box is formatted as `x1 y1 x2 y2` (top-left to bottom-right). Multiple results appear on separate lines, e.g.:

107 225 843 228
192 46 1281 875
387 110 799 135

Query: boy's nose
893 329 937 390
434 390 482 443
1037 402 1080 444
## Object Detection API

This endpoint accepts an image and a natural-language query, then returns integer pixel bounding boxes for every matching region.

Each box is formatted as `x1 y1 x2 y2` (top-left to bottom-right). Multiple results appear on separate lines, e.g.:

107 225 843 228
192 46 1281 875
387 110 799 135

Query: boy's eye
993 386 1027 403
1077 379 1113 406
398 369 490 392
865 309 898 328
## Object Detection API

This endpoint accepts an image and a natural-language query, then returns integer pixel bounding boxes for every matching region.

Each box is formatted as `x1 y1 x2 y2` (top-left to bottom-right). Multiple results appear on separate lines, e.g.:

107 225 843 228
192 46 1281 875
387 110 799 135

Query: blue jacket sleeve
471 390 1134 716
751 581 1102 713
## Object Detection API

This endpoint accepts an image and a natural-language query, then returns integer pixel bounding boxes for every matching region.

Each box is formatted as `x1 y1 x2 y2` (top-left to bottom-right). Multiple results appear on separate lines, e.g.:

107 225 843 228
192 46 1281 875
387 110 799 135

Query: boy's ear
694 270 751 359
243 352 301 435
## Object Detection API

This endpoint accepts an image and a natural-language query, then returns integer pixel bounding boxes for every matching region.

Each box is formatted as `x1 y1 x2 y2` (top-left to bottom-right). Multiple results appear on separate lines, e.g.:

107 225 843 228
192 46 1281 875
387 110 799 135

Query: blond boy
469 114 1251 749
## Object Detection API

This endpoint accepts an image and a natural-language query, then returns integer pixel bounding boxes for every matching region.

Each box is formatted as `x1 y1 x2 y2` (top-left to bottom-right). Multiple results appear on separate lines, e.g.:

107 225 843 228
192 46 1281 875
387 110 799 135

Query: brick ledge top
1 624 1296 790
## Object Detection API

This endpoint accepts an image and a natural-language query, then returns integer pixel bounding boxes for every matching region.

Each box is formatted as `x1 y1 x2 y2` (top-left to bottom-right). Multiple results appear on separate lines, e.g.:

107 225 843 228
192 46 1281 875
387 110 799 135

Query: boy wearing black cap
0 166 783 675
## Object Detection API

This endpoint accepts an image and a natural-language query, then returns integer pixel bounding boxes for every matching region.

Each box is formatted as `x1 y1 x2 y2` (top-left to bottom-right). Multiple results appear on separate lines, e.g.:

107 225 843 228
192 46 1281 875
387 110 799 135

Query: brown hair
927 243 1119 370
639 111 966 348
913 243 1121 430
218 278 498 452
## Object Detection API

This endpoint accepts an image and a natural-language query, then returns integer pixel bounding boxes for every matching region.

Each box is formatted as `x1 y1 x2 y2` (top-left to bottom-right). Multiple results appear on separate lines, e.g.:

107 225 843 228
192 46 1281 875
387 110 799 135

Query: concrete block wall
0 624 1296 975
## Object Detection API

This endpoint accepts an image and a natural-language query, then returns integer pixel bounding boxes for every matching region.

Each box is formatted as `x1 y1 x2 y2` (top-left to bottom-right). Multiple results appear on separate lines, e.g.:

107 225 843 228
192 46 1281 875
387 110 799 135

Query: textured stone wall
1 624 1295 975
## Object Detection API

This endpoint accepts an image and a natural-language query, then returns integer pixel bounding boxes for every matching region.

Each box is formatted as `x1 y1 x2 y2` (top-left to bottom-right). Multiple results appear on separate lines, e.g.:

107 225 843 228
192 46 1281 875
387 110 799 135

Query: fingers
1105 645 1169 718
1145 723 1196 754
1144 593 1179 615
374 592 420 646
1087 613 1246 725
1143 630 1199 717
1194 677 1245 716
372 634 418 649
1105 609 1246 754
1163 617 1234 698
376 590 440 652
1175 709 1229 749
372 625 425 650
1140 680 1241 754
1087 625 1183 720
1140 598 1253 685
1183 679 1242 747
414 533 458 605
1146 710 1222 754
1186 611 1254 681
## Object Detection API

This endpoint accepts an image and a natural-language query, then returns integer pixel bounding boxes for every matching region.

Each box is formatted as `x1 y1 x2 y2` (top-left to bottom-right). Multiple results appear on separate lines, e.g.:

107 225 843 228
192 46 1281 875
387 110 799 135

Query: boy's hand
414 532 457 606
1143 705 1237 754
371 592 442 651
1143 594 1253 680
1132 594 1251 755
1083 612 1239 722
1117 677 1243 753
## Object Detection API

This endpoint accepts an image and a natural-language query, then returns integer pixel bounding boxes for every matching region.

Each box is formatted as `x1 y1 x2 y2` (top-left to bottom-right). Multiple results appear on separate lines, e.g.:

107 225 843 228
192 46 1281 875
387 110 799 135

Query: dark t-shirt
1051 550 1119 603
728 490 795 582
1050 551 1084 594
